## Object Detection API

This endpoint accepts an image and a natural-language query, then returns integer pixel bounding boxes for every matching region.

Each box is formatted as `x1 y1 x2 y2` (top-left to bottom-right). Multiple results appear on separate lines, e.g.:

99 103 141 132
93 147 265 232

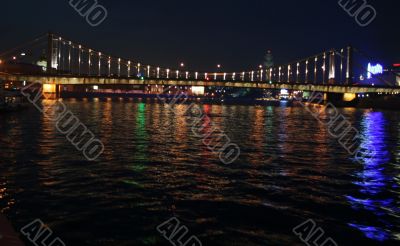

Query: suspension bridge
0 33 399 98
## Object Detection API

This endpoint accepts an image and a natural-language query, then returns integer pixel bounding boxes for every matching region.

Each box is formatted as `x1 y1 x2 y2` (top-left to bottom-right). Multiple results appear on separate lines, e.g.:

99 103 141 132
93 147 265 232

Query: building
387 64 400 86
36 50 47 72
360 63 400 87
264 50 274 68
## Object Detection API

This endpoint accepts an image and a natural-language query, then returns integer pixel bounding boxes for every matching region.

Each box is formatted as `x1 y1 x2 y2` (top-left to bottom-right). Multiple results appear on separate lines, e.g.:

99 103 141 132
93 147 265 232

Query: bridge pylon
346 45 353 85
46 32 59 74
328 49 336 85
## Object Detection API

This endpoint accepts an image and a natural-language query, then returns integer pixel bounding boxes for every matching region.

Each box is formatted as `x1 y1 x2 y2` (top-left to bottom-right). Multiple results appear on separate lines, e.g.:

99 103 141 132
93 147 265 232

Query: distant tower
264 50 274 68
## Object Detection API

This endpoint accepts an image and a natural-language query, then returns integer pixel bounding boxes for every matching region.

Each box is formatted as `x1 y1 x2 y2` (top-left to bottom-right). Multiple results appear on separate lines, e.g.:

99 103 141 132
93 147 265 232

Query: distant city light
281 89 289 95
192 86 205 96
93 85 99 90
21 53 26 56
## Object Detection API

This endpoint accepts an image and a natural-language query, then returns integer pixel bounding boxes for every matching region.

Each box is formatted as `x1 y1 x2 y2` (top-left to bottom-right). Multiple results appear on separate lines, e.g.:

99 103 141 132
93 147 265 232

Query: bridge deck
1 74 400 94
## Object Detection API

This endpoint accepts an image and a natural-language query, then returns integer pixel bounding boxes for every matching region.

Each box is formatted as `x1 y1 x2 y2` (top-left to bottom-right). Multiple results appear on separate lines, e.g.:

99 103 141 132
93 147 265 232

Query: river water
0 99 399 246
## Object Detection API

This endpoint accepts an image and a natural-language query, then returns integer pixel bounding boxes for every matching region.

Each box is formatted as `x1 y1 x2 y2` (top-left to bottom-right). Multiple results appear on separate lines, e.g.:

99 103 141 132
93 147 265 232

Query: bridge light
180 63 185 67
127 61 131 77
217 64 221 68
195 72 198 79
116 58 121 77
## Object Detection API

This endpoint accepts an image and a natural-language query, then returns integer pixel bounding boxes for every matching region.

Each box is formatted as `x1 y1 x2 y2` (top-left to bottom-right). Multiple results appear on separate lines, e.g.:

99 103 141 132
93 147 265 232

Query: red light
393 64 400 67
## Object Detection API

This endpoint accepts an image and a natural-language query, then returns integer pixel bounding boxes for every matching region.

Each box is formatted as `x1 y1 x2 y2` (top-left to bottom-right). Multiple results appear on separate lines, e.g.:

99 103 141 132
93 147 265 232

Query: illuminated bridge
0 33 399 97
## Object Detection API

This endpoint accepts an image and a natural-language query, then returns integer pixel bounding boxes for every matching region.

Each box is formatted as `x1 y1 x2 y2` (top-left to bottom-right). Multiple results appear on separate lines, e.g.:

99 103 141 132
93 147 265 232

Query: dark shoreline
330 96 400 111
2 92 399 113
61 92 400 110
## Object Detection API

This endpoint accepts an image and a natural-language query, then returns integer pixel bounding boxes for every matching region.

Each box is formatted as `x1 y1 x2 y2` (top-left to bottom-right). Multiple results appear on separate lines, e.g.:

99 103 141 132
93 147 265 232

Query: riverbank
25 91 400 111
330 95 400 110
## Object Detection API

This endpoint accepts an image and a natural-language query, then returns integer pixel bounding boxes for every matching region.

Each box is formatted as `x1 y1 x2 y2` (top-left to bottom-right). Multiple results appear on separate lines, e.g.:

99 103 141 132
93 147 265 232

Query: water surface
0 99 399 245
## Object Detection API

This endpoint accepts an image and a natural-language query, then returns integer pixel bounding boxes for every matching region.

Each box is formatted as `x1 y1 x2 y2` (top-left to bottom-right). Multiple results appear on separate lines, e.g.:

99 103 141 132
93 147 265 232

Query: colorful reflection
124 103 148 187
346 112 395 241
134 102 148 166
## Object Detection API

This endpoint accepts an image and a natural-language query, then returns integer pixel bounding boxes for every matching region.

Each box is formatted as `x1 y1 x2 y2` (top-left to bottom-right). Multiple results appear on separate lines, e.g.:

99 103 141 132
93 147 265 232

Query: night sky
1 0 399 71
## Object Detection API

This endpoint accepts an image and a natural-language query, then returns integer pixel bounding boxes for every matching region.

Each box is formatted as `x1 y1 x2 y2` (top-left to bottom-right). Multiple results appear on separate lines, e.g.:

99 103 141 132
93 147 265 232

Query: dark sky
1 0 399 71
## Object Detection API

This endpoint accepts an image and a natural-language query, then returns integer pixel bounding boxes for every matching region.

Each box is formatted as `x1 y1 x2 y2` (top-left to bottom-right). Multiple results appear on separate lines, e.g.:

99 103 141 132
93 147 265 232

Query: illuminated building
36 50 47 71
362 63 400 86
264 50 274 68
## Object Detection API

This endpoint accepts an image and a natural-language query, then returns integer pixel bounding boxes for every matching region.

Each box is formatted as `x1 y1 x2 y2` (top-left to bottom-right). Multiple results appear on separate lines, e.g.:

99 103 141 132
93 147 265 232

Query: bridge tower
346 45 353 85
46 33 59 74
328 50 336 84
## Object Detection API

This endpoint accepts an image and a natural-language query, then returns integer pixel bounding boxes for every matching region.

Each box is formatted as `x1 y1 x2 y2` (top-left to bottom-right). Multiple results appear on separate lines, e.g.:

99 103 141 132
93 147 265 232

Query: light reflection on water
347 112 398 242
0 100 399 246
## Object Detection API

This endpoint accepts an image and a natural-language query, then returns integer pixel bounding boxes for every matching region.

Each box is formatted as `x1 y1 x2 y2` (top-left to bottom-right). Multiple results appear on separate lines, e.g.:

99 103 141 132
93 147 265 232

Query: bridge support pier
56 85 61 99
42 84 59 100
343 93 356 102
324 92 353 102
